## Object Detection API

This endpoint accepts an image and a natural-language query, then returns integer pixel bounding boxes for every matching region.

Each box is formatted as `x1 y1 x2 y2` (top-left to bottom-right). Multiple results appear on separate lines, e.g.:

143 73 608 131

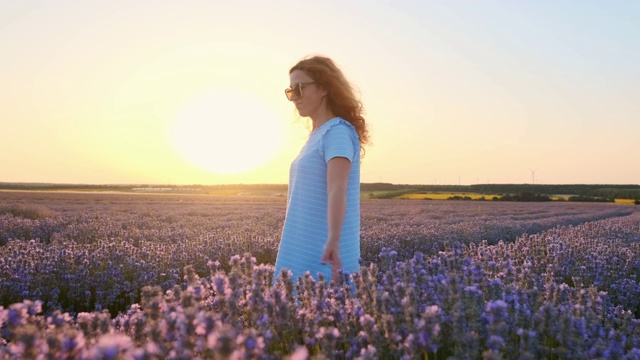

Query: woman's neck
310 106 336 132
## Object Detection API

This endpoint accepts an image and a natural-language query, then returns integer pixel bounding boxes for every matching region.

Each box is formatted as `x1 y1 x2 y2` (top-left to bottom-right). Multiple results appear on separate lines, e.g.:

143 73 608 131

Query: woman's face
289 69 327 119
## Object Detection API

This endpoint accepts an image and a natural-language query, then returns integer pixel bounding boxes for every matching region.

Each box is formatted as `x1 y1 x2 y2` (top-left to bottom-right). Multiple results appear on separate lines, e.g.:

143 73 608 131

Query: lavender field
0 191 639 359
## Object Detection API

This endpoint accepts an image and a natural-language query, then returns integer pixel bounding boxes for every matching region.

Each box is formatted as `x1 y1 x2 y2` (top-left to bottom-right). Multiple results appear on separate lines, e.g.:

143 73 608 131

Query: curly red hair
290 56 370 153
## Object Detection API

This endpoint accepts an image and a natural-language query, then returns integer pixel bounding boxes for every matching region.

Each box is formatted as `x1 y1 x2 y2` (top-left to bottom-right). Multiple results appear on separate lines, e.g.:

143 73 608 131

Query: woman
275 56 369 284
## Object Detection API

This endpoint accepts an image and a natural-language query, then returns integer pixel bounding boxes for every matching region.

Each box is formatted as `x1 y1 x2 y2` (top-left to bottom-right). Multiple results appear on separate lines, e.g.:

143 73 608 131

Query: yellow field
614 198 637 204
398 192 500 200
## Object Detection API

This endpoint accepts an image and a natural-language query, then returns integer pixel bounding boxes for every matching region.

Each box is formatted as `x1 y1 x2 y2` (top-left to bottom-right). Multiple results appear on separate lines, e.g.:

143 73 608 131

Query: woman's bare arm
322 156 351 283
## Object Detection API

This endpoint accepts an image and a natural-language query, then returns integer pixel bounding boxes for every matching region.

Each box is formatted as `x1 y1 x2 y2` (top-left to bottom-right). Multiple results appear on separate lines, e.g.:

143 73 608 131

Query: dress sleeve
321 122 358 164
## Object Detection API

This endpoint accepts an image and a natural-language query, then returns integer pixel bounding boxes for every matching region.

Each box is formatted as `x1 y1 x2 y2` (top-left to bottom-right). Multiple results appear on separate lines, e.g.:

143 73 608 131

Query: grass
361 189 416 199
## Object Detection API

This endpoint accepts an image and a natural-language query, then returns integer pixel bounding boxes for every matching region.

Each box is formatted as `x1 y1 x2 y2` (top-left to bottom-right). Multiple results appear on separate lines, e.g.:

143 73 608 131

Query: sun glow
170 90 285 175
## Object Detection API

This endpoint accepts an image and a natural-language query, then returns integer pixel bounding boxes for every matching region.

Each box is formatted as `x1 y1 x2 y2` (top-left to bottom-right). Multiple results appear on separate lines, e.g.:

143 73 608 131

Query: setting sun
1 1 638 185
170 90 285 175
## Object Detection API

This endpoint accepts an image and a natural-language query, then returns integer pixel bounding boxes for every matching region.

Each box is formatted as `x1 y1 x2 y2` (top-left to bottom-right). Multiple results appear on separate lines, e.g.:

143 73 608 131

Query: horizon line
1 182 639 187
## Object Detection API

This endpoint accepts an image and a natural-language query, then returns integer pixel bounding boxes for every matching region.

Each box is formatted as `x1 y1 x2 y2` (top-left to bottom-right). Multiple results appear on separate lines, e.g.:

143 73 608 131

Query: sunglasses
284 82 316 101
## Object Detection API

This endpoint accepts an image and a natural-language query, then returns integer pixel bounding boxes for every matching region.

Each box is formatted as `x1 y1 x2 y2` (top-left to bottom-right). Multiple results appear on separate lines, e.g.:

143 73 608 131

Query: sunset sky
1 1 638 185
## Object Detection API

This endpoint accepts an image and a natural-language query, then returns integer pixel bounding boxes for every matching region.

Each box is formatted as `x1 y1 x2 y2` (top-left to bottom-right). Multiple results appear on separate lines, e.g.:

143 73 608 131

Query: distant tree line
494 192 552 202
586 188 640 201
2 182 639 203
362 183 640 201
444 193 624 203
565 195 615 203
468 184 640 200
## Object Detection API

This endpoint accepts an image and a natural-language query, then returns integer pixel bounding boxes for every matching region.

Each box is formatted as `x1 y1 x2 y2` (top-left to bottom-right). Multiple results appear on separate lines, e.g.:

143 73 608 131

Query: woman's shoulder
316 117 360 161
318 117 356 136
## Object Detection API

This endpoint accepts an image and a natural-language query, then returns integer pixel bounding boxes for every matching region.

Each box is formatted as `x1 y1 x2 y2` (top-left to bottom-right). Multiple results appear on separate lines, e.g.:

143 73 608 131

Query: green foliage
361 184 640 202
568 196 614 203
447 195 473 201
494 192 552 202
588 188 640 200
470 184 640 198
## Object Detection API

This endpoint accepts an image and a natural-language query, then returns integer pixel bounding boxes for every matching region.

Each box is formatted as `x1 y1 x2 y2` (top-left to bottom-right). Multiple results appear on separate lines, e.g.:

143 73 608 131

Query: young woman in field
275 56 369 284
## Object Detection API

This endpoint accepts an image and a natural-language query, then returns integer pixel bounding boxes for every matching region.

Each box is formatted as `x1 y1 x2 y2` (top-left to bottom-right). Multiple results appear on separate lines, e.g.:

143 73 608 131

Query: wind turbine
529 169 537 185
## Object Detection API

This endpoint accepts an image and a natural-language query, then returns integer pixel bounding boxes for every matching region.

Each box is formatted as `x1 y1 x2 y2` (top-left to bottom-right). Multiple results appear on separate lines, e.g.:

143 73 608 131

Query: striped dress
275 117 361 282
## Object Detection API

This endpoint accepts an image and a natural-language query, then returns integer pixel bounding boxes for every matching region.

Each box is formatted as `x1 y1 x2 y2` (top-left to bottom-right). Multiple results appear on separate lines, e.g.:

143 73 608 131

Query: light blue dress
275 117 361 282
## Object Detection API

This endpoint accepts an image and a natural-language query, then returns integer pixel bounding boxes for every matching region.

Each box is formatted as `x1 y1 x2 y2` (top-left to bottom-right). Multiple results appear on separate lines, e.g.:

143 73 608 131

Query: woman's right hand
321 240 343 283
